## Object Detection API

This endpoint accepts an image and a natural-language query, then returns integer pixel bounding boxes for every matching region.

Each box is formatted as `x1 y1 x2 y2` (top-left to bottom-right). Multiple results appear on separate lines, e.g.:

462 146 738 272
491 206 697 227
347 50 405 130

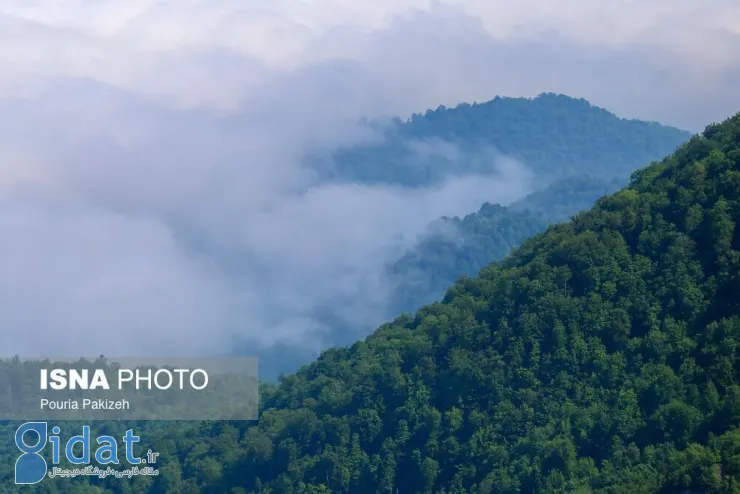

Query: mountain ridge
310 92 692 188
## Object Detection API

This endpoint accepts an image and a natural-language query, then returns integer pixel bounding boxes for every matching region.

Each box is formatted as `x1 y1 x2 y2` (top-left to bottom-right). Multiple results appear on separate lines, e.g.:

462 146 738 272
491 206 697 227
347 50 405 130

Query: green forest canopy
311 93 691 187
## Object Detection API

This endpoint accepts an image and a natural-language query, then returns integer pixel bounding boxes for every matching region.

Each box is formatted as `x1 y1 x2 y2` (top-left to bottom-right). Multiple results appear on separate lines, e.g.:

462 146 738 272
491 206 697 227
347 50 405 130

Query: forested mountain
307 94 690 343
248 95 691 381
310 93 690 187
204 111 738 493
7 111 738 493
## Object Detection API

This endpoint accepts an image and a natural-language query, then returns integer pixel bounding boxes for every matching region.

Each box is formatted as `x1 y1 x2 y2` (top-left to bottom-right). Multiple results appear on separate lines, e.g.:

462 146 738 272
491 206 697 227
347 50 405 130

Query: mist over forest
0 0 737 373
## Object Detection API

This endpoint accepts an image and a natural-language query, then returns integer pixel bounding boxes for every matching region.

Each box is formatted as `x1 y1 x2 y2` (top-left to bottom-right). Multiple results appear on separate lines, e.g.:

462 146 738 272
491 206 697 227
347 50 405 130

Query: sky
1 0 739 127
0 0 738 364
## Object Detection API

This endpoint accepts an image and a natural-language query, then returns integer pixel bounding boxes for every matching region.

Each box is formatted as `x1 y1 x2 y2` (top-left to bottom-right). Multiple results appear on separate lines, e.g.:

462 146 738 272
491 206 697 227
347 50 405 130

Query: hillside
310 93 691 187
180 111 738 493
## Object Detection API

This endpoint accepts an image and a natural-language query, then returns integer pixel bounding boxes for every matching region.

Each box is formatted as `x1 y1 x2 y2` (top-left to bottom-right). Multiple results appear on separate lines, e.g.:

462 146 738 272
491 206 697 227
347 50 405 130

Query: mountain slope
252 96 690 380
194 111 740 493
311 93 691 187
387 175 629 318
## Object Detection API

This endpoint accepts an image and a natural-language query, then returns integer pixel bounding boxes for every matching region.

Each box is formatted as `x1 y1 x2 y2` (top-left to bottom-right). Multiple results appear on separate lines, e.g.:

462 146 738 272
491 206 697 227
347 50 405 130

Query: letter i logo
15 422 48 484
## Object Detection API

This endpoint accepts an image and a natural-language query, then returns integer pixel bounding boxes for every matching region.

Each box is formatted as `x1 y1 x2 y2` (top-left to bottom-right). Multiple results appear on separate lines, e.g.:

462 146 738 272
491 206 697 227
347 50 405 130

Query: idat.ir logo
15 422 156 484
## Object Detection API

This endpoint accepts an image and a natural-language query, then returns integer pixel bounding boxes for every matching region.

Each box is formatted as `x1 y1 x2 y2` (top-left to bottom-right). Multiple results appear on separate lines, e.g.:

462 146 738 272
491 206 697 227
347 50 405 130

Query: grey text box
0 357 258 420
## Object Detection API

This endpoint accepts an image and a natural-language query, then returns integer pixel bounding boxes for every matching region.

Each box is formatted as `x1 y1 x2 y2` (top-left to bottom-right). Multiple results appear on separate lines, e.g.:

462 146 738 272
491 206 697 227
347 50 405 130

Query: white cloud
0 70 533 361
0 0 737 125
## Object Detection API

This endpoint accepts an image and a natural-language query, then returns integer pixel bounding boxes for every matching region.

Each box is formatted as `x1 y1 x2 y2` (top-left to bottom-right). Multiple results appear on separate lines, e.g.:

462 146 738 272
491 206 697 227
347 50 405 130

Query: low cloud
0 76 532 360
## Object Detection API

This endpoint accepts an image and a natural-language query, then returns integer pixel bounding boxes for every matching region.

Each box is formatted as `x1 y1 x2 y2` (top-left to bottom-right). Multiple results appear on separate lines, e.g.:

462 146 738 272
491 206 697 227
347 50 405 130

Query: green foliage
387 175 630 316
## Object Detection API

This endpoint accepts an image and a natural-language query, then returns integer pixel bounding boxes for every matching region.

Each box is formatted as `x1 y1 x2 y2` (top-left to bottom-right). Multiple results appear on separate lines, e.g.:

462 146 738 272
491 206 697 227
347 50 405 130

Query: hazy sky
0 0 738 361
1 0 738 128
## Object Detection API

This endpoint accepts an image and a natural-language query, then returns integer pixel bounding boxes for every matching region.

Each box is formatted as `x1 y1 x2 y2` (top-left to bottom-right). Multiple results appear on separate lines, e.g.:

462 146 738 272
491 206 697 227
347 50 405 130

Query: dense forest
309 93 690 187
2 110 739 492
